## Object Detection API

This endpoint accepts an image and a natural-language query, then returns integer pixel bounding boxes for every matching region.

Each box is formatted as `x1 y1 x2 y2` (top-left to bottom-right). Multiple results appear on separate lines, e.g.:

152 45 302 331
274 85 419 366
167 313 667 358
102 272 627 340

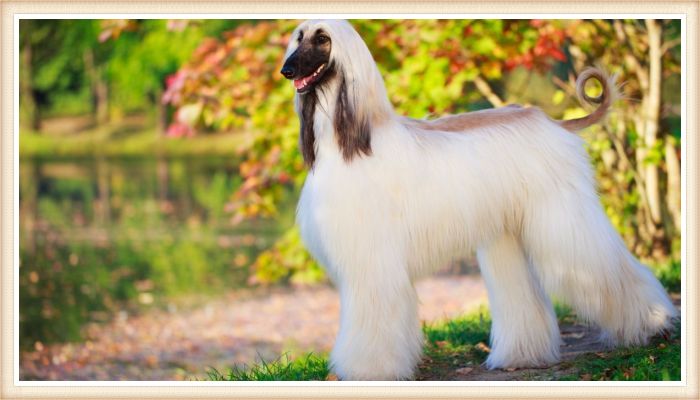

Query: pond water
19 157 296 348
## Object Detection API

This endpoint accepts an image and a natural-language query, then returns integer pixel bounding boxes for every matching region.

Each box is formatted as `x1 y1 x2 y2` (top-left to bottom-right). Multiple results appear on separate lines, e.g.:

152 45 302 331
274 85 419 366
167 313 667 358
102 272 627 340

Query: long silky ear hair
299 90 317 168
334 71 371 162
324 20 393 162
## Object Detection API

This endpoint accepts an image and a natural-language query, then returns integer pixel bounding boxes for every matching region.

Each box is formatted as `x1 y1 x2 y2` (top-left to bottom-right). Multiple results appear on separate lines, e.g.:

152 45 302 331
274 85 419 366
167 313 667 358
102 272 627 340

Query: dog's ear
299 92 317 168
334 72 372 162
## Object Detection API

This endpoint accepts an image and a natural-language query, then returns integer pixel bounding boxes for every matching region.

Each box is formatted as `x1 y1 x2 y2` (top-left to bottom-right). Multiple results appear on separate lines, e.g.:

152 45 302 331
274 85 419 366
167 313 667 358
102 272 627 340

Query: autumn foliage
162 19 681 285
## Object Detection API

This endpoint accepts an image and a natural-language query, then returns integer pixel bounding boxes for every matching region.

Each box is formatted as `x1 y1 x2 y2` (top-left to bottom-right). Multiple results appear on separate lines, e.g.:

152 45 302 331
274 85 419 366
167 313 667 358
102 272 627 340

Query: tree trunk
154 86 168 136
20 40 40 130
644 19 663 227
84 48 110 124
83 48 98 124
95 158 111 225
664 135 681 232
96 66 110 124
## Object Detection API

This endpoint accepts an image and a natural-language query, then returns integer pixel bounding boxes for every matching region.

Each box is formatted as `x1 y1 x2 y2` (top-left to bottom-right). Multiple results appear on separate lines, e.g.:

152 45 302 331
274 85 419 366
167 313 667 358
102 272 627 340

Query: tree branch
603 125 656 235
660 37 681 55
552 75 577 98
473 76 505 108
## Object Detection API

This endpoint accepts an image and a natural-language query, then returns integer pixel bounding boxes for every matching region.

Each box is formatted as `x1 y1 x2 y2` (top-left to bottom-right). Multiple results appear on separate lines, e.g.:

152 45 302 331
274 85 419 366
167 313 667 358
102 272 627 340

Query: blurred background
19 19 681 380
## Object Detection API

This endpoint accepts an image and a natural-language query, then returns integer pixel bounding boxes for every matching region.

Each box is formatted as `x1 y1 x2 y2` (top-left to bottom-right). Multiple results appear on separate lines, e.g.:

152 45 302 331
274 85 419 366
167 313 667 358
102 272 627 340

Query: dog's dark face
282 21 374 169
280 29 333 93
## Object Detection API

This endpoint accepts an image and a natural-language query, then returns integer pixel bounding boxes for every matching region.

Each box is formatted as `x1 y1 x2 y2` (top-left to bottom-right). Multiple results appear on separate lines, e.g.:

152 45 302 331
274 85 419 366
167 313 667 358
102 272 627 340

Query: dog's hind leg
523 189 678 347
476 233 561 369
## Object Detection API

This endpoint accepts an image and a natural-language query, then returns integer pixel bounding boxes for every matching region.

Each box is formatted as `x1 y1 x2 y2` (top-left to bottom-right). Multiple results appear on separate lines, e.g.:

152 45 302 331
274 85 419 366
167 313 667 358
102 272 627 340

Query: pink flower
166 122 194 138
162 71 187 105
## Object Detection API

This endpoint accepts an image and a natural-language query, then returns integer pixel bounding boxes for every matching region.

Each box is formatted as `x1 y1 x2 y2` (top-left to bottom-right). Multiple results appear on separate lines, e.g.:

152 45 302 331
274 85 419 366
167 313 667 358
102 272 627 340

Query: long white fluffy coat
287 20 678 380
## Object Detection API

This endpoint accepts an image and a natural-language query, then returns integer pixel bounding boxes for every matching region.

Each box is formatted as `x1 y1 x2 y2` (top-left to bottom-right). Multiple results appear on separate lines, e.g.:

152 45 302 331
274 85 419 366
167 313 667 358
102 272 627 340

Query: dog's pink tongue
294 78 305 89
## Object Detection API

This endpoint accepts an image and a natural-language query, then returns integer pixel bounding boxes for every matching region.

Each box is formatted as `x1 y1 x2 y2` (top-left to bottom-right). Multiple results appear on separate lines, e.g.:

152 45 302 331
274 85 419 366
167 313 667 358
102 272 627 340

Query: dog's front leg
330 258 423 381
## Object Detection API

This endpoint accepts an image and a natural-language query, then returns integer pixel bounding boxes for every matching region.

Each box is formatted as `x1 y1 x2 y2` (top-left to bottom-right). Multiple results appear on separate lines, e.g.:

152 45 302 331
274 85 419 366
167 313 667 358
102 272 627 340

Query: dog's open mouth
294 64 326 92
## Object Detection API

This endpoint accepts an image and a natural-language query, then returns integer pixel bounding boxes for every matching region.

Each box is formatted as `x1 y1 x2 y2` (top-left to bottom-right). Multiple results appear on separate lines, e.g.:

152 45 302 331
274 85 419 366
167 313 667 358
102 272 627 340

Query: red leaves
534 35 567 62
502 22 567 72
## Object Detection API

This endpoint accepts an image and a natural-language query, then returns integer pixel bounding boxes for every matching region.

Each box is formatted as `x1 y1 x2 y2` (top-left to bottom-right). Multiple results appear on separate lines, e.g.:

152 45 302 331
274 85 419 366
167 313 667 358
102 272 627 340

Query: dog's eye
315 35 330 45
297 32 303 43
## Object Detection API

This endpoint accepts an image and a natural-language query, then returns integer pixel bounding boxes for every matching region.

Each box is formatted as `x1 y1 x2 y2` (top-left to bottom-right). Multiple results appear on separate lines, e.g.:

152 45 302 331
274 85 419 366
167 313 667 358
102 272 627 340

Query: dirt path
21 274 488 380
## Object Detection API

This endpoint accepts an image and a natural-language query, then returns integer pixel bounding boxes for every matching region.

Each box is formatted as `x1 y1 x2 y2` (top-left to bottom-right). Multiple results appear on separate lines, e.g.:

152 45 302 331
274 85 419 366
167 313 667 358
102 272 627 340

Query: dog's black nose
280 66 295 79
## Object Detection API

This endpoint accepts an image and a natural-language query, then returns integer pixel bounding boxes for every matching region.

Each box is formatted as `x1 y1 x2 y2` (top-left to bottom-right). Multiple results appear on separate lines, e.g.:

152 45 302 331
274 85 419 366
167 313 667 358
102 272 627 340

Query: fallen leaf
505 367 517 372
475 342 491 353
326 374 339 381
455 367 473 375
145 355 158 368
580 373 592 380
658 343 666 349
435 340 448 348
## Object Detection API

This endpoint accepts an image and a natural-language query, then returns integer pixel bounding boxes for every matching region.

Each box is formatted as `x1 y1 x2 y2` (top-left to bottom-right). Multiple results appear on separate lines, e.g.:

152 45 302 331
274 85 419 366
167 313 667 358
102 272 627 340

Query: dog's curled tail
558 67 620 132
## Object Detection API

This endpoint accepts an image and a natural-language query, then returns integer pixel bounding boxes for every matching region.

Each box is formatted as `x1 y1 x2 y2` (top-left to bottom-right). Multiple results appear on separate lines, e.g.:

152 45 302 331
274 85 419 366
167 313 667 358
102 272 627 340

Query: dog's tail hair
558 67 620 132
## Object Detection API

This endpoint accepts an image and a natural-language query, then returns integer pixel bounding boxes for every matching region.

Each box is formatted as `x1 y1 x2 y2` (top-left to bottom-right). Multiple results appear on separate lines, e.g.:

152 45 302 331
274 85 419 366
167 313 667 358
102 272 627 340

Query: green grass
205 353 329 381
418 305 680 381
417 308 493 380
20 125 243 158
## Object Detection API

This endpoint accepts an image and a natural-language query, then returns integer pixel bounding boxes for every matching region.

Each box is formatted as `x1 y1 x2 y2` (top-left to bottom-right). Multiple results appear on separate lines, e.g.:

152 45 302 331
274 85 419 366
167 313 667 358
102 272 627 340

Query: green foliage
206 353 329 381
19 19 246 123
106 20 210 113
564 20 682 258
654 259 681 293
20 20 100 118
250 227 325 286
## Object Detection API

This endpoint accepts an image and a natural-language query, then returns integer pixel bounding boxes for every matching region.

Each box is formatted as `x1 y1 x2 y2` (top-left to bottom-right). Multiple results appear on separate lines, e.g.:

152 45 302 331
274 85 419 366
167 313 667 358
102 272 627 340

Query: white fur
288 20 678 380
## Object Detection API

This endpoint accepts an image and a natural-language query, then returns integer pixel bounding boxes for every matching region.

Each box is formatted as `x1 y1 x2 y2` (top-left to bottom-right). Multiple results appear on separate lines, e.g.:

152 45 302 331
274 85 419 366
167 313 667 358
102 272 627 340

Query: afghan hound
280 19 677 381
